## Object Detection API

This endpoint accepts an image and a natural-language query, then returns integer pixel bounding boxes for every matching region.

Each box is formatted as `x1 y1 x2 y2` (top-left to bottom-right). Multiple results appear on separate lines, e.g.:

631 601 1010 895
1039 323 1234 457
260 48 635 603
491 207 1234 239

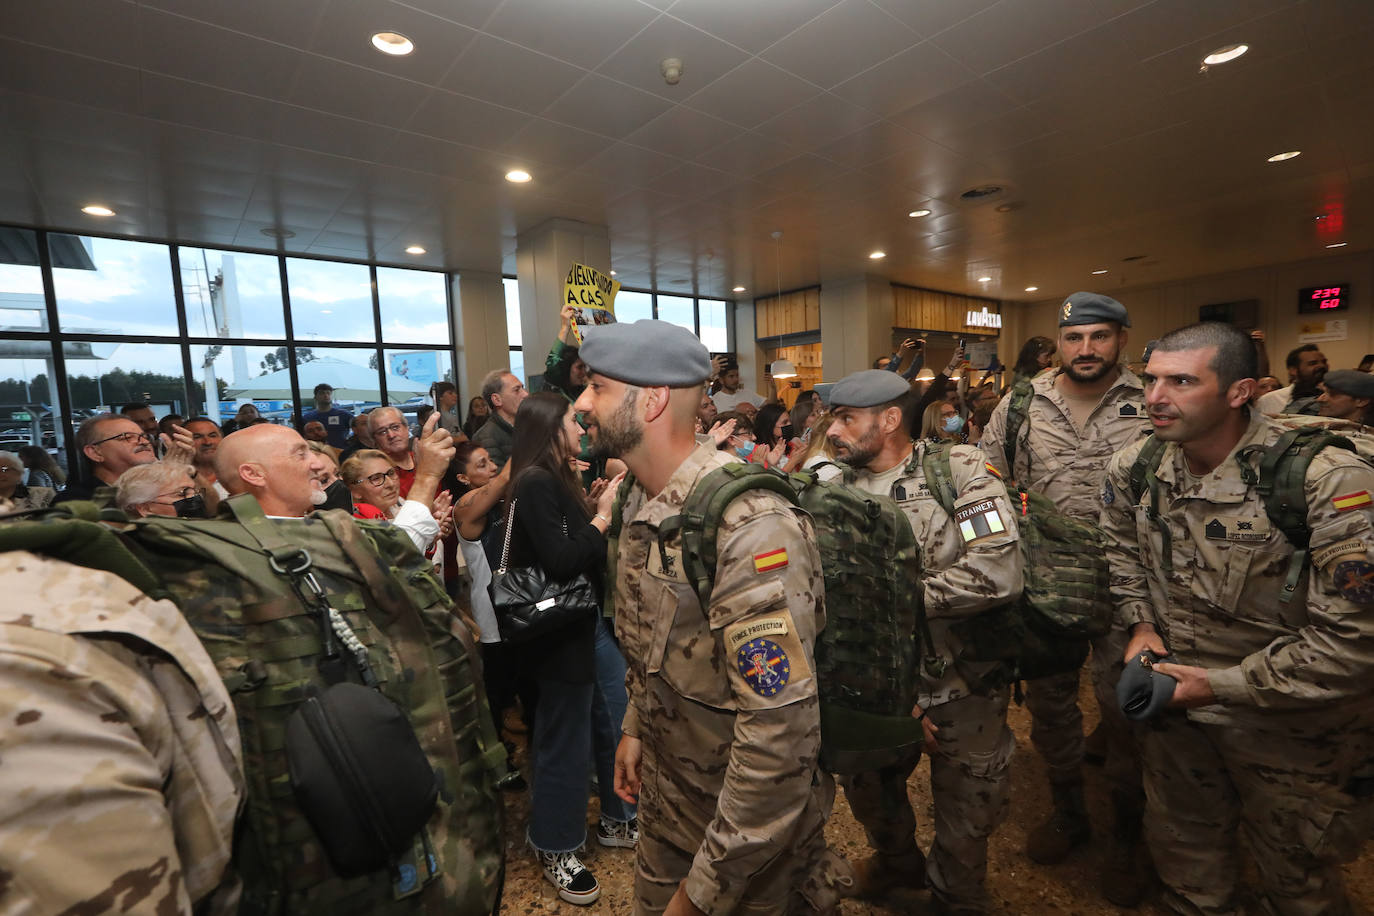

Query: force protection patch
736 638 791 697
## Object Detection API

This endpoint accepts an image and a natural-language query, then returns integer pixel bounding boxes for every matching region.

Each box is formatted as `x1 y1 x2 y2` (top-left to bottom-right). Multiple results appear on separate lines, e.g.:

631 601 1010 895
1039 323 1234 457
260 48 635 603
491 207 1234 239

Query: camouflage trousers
1143 710 1374 916
633 746 845 914
1024 628 1142 802
842 689 1015 913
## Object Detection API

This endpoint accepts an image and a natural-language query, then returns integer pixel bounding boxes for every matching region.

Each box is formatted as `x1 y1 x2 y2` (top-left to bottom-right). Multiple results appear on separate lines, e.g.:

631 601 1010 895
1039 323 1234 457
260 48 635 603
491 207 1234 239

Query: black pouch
285 682 440 877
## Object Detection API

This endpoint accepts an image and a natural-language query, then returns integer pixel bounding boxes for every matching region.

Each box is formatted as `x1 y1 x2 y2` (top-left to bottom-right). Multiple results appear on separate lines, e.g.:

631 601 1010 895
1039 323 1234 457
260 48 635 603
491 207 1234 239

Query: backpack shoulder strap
1126 434 1167 507
660 463 800 609
1002 379 1035 473
918 441 959 517
1255 427 1355 603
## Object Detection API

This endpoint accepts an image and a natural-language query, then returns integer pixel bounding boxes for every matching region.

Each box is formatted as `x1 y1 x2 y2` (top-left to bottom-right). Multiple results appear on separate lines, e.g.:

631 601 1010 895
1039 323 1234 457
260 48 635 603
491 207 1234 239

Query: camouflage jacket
1102 411 1374 725
982 368 1151 522
121 497 505 915
615 442 829 914
855 442 1023 706
0 551 244 916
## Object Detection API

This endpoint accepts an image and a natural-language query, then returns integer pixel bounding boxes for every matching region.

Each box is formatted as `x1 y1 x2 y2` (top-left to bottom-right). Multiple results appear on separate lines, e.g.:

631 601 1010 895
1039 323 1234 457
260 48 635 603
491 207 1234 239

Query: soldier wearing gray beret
1059 291 1130 328
829 369 912 408
1318 369 1374 426
579 319 712 388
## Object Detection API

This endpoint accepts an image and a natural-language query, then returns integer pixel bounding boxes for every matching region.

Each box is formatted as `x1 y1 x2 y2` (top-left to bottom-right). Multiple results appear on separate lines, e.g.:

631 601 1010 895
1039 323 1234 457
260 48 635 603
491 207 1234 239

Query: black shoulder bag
489 497 599 642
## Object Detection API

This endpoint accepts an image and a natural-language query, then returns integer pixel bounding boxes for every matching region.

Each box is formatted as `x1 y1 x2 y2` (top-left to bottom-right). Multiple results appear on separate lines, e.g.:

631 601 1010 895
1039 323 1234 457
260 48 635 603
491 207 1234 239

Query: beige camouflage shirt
1102 411 1374 726
616 442 828 914
856 441 1023 707
0 551 244 915
982 368 1151 521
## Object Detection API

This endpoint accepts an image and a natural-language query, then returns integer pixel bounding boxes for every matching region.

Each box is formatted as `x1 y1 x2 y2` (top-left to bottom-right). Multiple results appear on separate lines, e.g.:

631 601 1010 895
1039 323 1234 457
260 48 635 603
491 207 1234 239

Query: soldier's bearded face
576 376 642 460
827 407 883 468
1059 322 1124 384
1143 347 1233 443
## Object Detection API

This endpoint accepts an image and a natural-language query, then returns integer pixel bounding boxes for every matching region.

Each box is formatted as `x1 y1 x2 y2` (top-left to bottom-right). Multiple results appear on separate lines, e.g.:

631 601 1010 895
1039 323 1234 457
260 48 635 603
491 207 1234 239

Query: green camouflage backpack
921 440 1111 681
1126 423 1359 603
611 461 932 775
3 498 507 916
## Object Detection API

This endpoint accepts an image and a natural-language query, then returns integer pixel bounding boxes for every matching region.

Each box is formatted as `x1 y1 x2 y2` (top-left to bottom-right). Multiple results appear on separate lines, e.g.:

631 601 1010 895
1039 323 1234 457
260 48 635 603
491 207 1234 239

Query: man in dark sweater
472 369 527 469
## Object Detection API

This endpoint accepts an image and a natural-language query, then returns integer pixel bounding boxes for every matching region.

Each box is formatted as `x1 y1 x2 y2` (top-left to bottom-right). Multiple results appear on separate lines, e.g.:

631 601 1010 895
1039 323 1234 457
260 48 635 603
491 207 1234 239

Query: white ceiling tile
575 142 683 184
624 107 739 155
755 93 877 150
406 90 533 149
867 0 998 37
830 42 976 117
935 106 1056 154
286 56 429 128
139 74 282 142
308 0 479 85
394 0 504 29
752 154 838 192
499 119 609 171
595 14 751 100
542 73 675 138
644 163 743 198
382 133 508 181
1112 0 1301 61
760 0 921 89
483 0 661 70
810 121 944 169
682 59 818 129
885 79 1020 144
983 22 1134 104
138 8 303 98
140 0 327 48
270 105 399 163
6 0 143 67
439 33 587 113
0 40 141 115
931 0 1117 75
664 0 840 53
693 132 799 176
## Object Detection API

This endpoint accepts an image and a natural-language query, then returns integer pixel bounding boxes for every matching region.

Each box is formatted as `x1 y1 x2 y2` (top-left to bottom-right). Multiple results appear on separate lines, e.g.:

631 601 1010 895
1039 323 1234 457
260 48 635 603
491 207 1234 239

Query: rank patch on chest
1203 516 1272 542
954 498 1006 544
1332 491 1372 513
753 548 789 573
736 638 791 697
1118 403 1142 418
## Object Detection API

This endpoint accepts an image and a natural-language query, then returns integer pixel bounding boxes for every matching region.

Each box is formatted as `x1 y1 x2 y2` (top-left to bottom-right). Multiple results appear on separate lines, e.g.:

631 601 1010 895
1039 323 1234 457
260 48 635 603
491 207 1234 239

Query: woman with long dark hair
502 392 630 906
750 401 796 468
1012 336 1057 387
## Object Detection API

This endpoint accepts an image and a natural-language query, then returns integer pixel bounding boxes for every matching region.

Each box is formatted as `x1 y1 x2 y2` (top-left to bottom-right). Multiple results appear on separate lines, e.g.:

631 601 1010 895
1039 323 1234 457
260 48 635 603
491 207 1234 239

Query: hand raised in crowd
414 412 455 478
1249 329 1265 342
764 439 787 468
587 475 612 505
899 337 921 354
432 490 454 538
707 417 736 446
160 423 195 463
595 471 626 520
709 354 727 380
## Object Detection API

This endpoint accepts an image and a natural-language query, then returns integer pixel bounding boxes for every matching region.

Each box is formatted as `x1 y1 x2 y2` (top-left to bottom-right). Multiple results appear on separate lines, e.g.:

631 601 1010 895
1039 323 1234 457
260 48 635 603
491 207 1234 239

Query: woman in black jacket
501 392 629 906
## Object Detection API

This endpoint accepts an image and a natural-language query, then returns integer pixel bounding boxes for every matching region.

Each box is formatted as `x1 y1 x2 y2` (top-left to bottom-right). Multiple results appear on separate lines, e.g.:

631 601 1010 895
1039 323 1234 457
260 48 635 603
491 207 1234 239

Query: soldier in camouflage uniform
120 422 506 915
0 550 245 915
980 292 1153 903
574 320 847 916
1103 322 1374 915
825 370 1022 915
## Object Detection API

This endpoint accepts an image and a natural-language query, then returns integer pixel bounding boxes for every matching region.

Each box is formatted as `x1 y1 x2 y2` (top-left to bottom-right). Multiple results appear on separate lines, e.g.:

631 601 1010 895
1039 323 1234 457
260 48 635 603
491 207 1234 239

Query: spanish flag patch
984 462 1002 479
1332 491 1372 512
753 548 789 573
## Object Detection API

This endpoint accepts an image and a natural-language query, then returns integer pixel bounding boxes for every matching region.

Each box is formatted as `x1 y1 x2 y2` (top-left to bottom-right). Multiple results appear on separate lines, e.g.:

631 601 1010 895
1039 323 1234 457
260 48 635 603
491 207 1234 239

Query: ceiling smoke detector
661 58 684 86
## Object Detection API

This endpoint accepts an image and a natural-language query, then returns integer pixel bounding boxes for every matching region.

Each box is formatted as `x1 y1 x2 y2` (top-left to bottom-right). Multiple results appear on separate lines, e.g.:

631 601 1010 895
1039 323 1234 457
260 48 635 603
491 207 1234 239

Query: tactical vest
5 498 507 916
921 441 1111 681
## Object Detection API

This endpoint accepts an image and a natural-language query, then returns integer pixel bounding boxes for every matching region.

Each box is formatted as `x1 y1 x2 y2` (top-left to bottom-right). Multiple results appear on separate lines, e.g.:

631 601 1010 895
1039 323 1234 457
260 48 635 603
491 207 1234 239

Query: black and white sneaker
537 850 600 905
597 815 639 849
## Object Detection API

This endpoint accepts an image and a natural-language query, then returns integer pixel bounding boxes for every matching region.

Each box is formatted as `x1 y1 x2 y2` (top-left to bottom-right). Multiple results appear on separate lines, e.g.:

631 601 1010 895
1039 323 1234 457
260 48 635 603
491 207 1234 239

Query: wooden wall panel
892 285 1001 334
756 288 821 337
767 342 823 408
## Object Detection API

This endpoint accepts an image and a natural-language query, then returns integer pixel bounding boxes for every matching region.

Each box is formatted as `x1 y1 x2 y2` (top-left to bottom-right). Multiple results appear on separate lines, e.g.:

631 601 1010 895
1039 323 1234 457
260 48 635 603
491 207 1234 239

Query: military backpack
921 440 1113 681
610 461 932 774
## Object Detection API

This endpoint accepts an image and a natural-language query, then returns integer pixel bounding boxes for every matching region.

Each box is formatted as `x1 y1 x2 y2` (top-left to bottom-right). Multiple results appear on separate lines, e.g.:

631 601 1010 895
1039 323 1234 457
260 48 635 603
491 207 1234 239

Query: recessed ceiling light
908 209 931 218
1091 269 1109 275
868 250 886 259
371 31 414 55
733 286 746 292
405 245 426 255
1326 242 1348 248
1267 150 1301 162
977 276 992 283
1024 285 1039 292
505 169 532 183
81 205 115 216
1203 43 1248 66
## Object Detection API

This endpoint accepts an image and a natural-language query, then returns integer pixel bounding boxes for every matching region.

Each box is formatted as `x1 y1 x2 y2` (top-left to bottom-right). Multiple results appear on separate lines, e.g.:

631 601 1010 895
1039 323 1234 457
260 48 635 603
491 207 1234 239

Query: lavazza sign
965 306 1002 329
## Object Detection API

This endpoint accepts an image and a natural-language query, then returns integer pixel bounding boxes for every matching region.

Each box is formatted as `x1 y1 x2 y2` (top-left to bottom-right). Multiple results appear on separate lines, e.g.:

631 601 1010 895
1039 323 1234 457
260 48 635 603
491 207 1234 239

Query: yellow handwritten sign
563 262 620 344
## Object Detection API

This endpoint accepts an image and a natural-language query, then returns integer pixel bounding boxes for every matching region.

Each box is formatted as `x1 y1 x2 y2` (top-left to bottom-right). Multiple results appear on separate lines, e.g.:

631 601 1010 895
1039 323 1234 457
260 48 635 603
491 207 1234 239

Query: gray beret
578 319 711 387
830 369 911 408
1059 291 1130 328
1322 369 1374 399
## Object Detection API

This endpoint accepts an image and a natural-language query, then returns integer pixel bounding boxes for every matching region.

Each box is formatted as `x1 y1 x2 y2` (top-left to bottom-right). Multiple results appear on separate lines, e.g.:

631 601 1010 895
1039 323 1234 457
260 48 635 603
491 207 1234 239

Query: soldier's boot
847 848 927 900
1025 780 1091 865
1101 792 1149 908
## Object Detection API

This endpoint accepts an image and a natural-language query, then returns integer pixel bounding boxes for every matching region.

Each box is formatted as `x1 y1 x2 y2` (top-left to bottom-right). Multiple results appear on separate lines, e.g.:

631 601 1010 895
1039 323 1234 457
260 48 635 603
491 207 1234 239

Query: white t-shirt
713 389 765 412
459 534 501 644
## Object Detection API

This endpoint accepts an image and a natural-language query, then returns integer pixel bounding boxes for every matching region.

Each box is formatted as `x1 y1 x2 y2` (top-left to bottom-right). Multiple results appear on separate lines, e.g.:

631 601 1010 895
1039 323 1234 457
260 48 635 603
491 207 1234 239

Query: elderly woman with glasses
339 448 452 557
114 462 204 518
0 449 55 514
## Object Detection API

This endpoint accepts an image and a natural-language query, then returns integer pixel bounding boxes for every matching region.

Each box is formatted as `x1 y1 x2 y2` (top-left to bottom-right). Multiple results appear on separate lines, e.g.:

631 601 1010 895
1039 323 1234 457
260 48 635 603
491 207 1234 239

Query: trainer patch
954 498 1006 544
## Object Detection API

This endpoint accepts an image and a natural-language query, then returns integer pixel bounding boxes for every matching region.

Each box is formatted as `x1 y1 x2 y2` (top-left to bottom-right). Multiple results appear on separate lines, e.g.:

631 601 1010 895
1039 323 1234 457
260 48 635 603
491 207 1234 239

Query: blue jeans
527 617 634 852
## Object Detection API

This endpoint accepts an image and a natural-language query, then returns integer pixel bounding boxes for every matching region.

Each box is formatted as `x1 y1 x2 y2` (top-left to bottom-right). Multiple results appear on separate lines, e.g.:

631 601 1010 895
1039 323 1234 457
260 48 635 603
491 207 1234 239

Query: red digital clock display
1298 284 1350 314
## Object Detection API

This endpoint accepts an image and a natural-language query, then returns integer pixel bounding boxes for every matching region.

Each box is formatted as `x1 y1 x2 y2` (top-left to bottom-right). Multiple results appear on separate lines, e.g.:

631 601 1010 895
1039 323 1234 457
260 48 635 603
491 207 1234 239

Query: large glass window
192 344 281 423
379 267 447 344
699 299 729 352
0 228 46 331
615 290 653 323
655 294 695 333
180 247 286 339
286 258 374 342
0 350 65 472
503 277 523 382
64 342 189 416
384 348 452 406
53 236 178 336
294 346 379 416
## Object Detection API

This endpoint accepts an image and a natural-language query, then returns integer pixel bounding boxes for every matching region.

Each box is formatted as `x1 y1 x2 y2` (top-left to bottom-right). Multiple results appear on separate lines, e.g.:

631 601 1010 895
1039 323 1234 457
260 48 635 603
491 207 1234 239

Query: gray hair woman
0 450 55 514
116 462 201 518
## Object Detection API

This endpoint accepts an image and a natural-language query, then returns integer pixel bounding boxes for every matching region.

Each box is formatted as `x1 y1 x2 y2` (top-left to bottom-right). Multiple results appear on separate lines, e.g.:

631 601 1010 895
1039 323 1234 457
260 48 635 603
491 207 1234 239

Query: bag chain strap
272 550 378 688
496 498 518 575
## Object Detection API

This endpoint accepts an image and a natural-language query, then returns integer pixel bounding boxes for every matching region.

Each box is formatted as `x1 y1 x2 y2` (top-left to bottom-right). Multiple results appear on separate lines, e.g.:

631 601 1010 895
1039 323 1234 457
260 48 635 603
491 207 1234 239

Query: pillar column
818 274 894 380
515 218 610 388
450 270 509 402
